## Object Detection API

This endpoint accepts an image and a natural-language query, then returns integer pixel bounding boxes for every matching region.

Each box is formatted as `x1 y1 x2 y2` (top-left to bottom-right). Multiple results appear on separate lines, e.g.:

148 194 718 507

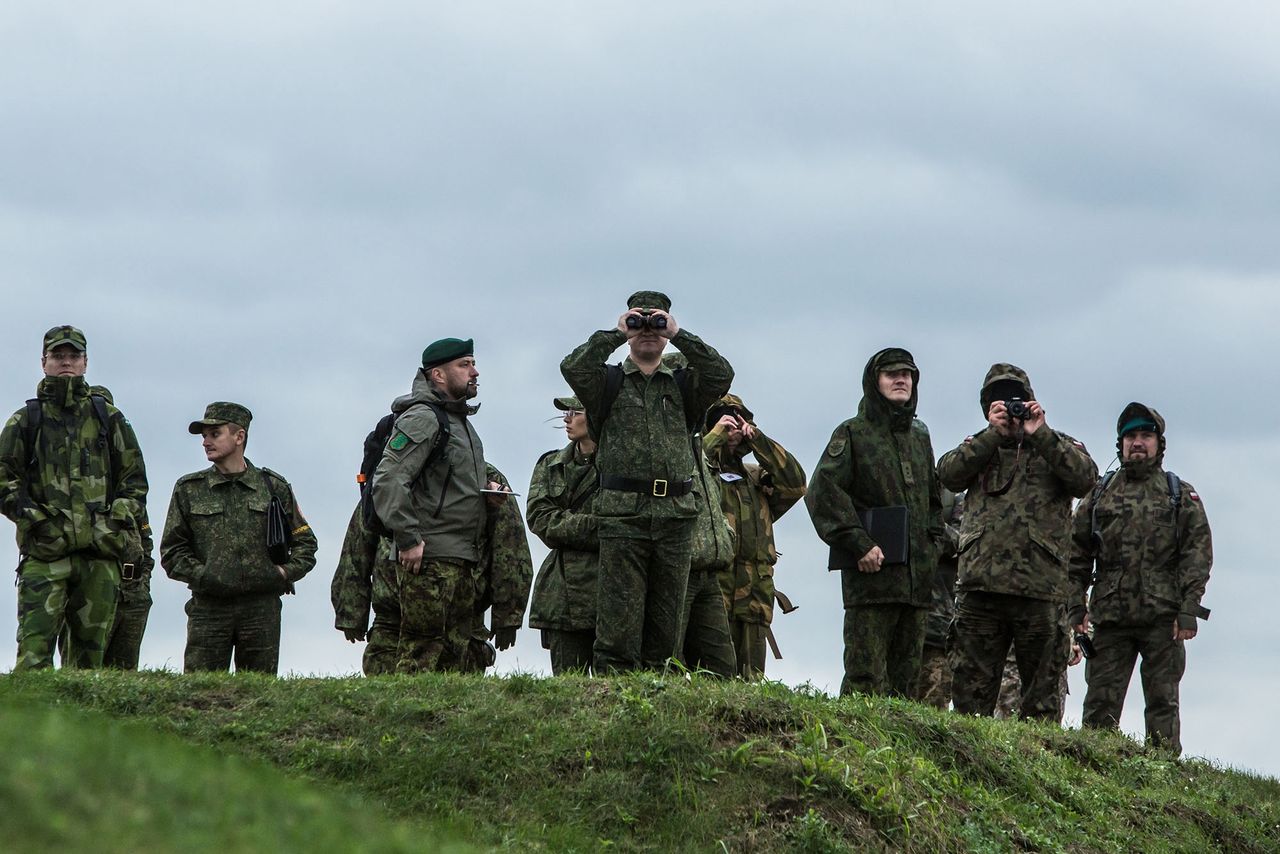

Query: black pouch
260 470 292 565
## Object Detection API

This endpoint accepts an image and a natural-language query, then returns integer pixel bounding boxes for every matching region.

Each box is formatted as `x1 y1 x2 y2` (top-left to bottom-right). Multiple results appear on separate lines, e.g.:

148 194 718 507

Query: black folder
828 505 910 568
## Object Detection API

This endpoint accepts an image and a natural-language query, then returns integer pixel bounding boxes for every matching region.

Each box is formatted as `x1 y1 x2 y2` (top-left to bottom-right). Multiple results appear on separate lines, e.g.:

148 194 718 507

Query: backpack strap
22 399 41 470
1089 470 1119 552
1166 471 1182 549
89 394 118 504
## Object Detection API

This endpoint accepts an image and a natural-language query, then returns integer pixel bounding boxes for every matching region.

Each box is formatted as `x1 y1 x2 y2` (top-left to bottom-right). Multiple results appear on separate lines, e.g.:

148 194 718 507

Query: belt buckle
121 562 136 581
652 479 668 497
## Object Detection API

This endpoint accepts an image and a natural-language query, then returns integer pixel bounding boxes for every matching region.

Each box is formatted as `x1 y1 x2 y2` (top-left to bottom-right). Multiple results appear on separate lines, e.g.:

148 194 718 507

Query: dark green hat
875 347 917 374
626 291 672 311
188 401 253 434
554 396 583 411
43 325 87 353
422 337 474 370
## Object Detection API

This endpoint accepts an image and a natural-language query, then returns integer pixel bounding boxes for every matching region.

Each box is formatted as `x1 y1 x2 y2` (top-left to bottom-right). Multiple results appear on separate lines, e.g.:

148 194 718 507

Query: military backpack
356 402 451 538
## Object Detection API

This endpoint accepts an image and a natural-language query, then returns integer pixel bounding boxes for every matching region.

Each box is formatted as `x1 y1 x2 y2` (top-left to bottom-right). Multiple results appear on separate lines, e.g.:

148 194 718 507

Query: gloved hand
342 627 367 643
493 627 518 650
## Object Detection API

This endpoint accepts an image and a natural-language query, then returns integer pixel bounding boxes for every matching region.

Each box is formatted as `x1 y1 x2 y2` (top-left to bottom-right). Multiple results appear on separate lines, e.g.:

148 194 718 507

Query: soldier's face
202 424 245 464
1122 430 1158 462
628 318 667 360
563 410 588 442
878 369 913 404
41 346 87 378
433 357 479 401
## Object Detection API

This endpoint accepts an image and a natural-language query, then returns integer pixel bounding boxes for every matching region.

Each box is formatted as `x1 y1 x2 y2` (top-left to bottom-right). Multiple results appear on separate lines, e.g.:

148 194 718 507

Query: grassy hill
3 670 1277 852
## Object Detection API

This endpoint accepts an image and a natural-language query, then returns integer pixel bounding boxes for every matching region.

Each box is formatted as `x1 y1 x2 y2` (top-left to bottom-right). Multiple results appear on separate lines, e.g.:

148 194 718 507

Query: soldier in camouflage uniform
330 502 401 675
160 402 318 673
527 396 601 674
0 326 149 670
561 291 734 673
1069 403 1212 755
702 393 807 680
473 462 533 672
915 489 962 709
938 364 1097 721
992 617 1080 722
806 348 942 698
373 338 517 673
676 434 737 678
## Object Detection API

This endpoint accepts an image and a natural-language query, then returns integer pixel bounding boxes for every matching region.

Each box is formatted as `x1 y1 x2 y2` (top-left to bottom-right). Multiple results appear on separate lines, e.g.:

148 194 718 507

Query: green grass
4 669 1278 852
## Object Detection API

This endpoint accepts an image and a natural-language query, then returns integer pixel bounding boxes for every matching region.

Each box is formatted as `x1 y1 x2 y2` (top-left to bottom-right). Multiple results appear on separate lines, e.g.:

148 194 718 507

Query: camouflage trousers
994 640 1071 723
542 628 595 675
183 593 282 674
915 644 952 710
594 517 694 674
841 602 927 698
363 555 401 676
728 618 768 681
395 557 478 674
103 594 152 670
677 568 736 678
1083 622 1185 756
15 554 119 670
950 591 1062 722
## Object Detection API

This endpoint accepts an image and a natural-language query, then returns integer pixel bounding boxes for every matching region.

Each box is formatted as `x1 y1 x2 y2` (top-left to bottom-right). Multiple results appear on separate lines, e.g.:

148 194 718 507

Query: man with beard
938 363 1097 721
372 338 513 673
807 348 942 697
1069 403 1212 755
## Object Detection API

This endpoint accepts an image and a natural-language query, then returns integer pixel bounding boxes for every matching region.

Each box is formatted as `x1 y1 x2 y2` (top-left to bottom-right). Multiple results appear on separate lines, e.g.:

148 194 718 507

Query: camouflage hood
979 363 1035 418
392 369 479 417
858 347 918 432
1117 401 1166 470
704 392 754 431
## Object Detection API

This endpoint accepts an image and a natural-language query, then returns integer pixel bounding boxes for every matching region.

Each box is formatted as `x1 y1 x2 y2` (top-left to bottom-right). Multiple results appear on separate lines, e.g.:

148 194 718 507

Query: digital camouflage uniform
703 393 807 681
474 463 534 672
806 348 942 698
561 295 734 673
937 364 1097 721
915 489 962 709
161 439 317 674
0 366 149 671
677 437 737 678
372 364 494 674
1069 403 1212 755
527 421 601 675
330 503 401 675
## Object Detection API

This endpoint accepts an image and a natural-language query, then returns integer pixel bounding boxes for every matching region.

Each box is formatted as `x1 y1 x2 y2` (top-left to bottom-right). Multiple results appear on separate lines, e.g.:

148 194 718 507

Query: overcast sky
3 3 1278 777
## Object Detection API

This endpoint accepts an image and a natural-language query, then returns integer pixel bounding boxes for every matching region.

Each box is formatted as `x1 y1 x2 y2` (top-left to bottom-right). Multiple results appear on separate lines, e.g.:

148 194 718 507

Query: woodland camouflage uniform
806 348 942 698
331 503 400 675
527 400 601 674
915 489 962 709
0 328 149 671
938 363 1097 721
702 393 807 680
560 292 734 673
1069 403 1212 755
161 406 317 675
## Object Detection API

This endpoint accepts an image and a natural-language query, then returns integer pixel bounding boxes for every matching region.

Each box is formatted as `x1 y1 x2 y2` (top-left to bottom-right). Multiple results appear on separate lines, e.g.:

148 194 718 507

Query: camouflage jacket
160 459 318 599
1069 459 1213 629
0 375 148 563
560 328 734 521
806 350 943 608
938 427 1097 602
703 413 806 622
477 463 533 632
924 489 963 647
373 370 487 559
527 443 600 632
331 503 376 634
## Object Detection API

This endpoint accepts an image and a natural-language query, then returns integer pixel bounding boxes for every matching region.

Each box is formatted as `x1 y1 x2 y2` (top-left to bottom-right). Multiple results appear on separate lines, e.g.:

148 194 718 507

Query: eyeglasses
561 410 585 418
45 350 86 361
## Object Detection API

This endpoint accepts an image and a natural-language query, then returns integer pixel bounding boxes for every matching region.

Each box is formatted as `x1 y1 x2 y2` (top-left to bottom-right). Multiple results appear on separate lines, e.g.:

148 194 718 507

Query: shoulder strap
23 399 41 470
1166 471 1182 549
420 402 451 471
90 394 118 504
673 367 698 432
1089 470 1119 551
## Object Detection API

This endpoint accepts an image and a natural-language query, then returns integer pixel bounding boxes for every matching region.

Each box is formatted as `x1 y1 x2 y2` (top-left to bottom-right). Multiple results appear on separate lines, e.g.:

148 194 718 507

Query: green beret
43 325 87 353
422 337 474 370
626 291 672 312
188 401 253 434
553 396 583 412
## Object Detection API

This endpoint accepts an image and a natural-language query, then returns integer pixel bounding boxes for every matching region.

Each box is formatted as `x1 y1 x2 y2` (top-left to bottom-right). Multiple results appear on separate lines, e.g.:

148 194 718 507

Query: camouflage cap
422 337 474 370
43 325 87 353
704 392 754 431
553 396 584 412
1117 402 1165 438
626 290 672 311
188 401 253 434
874 347 917 374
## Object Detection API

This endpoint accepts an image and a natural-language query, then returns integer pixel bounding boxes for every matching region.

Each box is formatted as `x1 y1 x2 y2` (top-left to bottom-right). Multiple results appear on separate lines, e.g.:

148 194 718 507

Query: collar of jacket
622 355 675 378
37 375 90 408
203 459 267 491
1120 456 1161 481
399 368 480 417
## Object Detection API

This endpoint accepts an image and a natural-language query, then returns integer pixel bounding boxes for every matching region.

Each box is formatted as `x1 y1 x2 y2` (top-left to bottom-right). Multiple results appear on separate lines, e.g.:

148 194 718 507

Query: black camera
1006 397 1031 420
626 311 667 331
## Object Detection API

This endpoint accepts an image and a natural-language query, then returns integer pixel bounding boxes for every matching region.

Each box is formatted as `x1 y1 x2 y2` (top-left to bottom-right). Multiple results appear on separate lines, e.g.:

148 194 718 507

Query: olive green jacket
527 443 600 632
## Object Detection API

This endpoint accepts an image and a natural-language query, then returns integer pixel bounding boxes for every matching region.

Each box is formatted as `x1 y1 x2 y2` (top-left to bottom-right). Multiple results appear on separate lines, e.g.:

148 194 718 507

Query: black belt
600 475 693 498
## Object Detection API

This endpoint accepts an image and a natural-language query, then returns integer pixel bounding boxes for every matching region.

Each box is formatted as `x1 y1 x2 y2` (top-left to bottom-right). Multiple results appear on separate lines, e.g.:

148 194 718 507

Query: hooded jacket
805 348 942 608
372 369 487 560
1068 403 1213 630
937 363 1098 602
0 375 148 563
